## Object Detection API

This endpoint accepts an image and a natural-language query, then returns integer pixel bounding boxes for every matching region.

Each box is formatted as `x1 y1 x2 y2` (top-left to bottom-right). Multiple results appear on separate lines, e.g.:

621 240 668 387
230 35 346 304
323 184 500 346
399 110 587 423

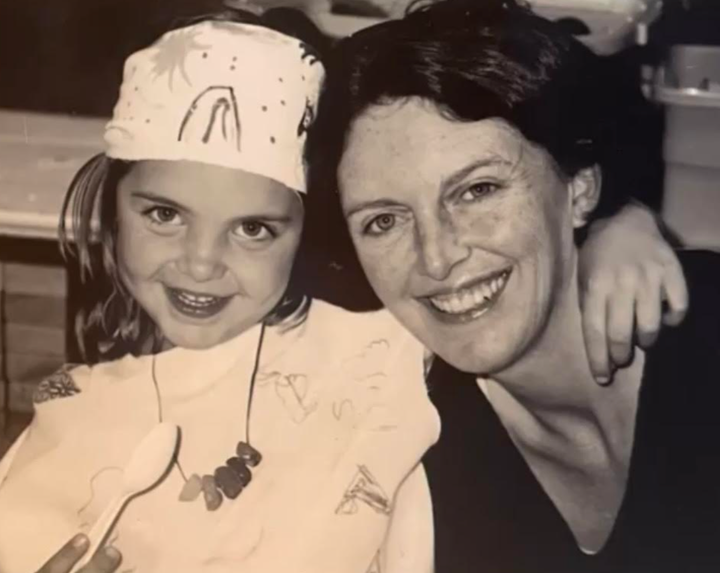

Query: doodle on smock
336 465 391 516
330 339 396 430
256 370 318 424
33 365 82 404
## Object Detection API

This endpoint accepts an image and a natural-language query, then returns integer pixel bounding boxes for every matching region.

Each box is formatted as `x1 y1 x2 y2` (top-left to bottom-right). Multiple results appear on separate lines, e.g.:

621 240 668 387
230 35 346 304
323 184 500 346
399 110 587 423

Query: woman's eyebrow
344 198 404 219
441 157 513 192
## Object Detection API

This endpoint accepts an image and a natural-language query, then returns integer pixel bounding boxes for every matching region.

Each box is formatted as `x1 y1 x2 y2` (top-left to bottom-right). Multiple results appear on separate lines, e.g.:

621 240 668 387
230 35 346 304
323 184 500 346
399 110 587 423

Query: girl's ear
569 165 602 229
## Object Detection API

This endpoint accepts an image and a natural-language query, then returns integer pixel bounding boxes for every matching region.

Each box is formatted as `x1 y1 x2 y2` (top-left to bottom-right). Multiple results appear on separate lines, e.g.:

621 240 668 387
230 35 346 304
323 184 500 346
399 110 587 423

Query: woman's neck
492 258 598 413
481 258 644 480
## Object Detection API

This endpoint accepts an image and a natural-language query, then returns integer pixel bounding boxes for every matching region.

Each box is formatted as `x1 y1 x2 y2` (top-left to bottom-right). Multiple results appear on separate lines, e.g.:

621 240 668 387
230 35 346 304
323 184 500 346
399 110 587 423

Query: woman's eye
460 182 499 202
146 206 182 226
364 213 397 236
234 221 274 240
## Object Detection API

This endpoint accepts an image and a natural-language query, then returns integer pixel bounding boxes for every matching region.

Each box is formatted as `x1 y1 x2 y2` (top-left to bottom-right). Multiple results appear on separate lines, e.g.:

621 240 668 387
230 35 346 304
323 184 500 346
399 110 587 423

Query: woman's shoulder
675 249 720 334
643 249 720 416
677 249 720 289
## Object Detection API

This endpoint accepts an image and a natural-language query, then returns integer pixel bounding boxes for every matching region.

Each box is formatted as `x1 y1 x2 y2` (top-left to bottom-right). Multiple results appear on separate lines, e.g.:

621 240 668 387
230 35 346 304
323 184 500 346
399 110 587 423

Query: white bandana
104 20 324 193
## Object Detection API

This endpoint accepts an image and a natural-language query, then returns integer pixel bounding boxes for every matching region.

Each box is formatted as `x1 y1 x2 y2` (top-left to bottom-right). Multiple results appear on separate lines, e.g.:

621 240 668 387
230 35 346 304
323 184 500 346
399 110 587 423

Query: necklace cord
246 322 266 445
149 323 266 482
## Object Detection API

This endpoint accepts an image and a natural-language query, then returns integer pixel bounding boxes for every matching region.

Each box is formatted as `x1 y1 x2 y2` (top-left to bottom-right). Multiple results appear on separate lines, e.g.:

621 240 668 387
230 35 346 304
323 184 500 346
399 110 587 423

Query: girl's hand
36 535 121 573
579 202 688 384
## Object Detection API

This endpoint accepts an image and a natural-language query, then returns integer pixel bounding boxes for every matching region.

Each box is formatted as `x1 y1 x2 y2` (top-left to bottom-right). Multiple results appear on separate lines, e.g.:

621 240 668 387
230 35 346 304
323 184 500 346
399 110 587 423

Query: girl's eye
459 182 499 202
146 206 182 226
364 213 397 236
234 221 274 240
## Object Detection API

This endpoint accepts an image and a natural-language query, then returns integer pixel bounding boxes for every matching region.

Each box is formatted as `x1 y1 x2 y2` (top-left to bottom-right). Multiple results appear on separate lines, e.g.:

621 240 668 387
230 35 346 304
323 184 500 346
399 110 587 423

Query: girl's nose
179 228 226 283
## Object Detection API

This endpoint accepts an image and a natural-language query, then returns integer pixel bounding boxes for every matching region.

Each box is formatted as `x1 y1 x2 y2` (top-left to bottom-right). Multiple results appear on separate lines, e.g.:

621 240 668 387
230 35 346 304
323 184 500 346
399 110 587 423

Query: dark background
0 0 719 118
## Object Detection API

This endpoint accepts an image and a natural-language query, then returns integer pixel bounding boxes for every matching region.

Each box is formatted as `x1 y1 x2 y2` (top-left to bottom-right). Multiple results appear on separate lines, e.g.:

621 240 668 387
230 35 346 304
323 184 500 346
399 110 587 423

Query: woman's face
338 99 587 375
116 159 304 349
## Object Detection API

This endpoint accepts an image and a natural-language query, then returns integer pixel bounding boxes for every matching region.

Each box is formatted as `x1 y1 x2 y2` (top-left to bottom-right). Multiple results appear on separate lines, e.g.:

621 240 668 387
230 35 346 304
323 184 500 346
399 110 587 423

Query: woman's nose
179 228 226 283
415 217 470 281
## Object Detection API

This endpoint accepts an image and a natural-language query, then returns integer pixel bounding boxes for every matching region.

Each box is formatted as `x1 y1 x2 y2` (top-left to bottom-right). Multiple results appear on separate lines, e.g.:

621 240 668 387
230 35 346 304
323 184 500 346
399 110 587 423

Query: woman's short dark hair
60 5 330 363
311 0 643 206
305 0 653 310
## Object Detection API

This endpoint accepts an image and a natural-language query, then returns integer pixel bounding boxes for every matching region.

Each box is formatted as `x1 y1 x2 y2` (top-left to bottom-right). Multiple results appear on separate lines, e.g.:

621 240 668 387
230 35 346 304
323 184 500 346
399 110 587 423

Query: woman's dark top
424 250 720 573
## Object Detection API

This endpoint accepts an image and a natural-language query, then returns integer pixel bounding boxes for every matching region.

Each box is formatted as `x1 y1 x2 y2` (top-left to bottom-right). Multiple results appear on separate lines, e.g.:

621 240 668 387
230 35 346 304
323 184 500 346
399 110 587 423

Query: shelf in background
0 110 106 240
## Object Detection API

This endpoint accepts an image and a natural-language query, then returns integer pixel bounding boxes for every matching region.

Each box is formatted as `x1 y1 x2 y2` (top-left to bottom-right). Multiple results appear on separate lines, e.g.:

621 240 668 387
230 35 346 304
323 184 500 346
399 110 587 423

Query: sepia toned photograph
0 0 719 571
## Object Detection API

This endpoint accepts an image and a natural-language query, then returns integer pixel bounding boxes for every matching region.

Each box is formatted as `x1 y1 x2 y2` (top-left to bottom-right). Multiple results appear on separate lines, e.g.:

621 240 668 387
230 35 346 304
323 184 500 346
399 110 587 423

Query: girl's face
116 159 304 349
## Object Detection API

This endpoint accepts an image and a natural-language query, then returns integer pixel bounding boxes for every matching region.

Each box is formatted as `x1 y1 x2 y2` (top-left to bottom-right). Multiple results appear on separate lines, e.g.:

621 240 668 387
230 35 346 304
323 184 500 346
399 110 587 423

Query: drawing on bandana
257 370 318 424
297 98 315 138
149 27 211 89
299 42 320 65
178 86 241 151
33 365 81 404
336 465 391 516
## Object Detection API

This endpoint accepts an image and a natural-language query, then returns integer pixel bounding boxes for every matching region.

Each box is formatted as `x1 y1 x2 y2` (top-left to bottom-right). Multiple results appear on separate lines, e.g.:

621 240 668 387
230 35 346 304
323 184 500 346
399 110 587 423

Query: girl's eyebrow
131 191 293 223
130 191 188 212
231 214 293 224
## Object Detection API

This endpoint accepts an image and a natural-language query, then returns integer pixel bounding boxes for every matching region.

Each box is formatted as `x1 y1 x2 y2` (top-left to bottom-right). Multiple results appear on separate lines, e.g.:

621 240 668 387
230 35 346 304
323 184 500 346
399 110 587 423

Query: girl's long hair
60 155 162 362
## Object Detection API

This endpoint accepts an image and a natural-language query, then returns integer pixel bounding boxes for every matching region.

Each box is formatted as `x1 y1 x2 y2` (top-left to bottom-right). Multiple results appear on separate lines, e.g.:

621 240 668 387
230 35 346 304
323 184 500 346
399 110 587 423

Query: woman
309 1 720 571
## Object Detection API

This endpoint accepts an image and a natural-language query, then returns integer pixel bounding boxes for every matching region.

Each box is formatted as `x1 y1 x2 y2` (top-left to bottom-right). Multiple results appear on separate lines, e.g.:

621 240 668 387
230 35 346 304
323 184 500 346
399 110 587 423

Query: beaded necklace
150 323 265 511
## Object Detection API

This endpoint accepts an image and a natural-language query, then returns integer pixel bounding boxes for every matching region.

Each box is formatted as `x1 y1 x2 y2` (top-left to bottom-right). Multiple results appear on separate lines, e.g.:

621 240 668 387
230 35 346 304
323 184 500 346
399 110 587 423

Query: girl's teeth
177 291 219 307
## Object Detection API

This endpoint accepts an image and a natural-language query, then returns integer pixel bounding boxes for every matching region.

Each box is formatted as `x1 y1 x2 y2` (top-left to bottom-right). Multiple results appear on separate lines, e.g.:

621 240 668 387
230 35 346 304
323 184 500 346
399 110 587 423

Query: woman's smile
421 268 512 323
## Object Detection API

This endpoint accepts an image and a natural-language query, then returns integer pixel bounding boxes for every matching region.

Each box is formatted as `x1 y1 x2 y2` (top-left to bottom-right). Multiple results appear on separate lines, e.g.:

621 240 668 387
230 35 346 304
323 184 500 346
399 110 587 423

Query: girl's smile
163 286 234 320
116 159 304 349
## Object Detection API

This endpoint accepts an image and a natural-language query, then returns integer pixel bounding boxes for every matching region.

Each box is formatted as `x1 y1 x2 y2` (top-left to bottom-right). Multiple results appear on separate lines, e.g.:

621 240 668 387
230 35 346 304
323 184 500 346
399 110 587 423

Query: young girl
0 6 686 573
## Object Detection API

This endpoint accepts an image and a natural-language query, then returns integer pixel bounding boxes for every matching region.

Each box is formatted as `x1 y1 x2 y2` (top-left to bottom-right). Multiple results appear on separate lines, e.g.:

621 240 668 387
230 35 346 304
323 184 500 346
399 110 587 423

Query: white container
314 0 662 53
655 46 720 251
529 0 663 54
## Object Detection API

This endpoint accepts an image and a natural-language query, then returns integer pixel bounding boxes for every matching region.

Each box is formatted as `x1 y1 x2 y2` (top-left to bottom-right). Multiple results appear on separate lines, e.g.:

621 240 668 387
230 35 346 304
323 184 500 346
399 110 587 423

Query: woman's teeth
429 271 509 315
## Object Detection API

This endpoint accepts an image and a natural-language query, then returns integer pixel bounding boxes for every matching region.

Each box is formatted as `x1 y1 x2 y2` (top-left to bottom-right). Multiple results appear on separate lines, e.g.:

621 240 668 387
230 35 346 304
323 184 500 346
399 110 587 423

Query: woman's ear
569 165 601 229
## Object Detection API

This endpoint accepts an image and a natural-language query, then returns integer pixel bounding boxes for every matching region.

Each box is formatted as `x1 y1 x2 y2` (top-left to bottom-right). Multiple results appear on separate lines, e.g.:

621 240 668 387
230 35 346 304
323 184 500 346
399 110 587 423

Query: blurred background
1 0 719 454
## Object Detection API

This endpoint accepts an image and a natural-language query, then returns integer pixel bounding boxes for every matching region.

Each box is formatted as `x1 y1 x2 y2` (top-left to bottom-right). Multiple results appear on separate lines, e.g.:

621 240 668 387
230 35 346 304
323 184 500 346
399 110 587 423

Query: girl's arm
579 202 688 383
